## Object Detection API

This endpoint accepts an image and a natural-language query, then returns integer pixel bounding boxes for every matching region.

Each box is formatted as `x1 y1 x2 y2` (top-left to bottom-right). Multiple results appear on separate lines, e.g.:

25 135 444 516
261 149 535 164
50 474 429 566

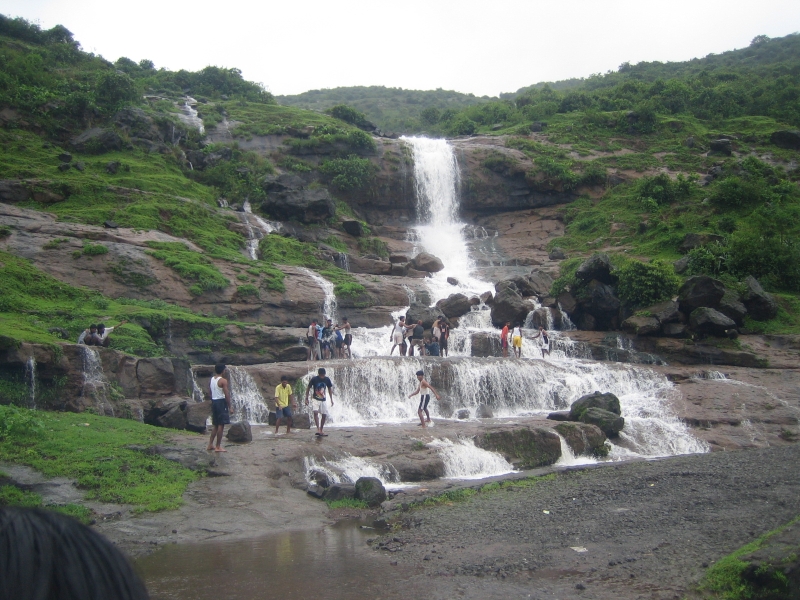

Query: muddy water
136 521 418 600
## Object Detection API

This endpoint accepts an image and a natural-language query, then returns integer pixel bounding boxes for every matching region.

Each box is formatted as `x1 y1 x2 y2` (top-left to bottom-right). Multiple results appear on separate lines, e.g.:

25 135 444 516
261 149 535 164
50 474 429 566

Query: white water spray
176 96 204 134
427 438 515 479
79 346 114 417
299 267 338 324
227 366 270 423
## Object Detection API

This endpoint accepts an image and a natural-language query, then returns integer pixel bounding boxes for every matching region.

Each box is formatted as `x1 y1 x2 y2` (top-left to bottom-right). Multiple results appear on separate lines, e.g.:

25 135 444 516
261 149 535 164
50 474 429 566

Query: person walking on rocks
409 369 440 427
439 317 450 357
389 315 407 356
208 364 231 452
511 323 523 358
533 326 550 359
501 321 510 358
274 375 296 434
305 367 334 436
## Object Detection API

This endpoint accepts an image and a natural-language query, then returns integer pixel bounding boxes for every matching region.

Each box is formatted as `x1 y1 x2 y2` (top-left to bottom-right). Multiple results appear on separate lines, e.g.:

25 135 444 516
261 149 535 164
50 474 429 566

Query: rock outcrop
474 427 561 468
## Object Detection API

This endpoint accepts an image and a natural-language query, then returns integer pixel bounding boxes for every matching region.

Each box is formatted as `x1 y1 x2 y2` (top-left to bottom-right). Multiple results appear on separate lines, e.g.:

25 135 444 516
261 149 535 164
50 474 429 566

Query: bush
686 242 730 277
319 155 377 191
145 242 229 293
710 176 765 208
0 405 44 440
615 259 680 307
636 173 694 205
326 104 373 130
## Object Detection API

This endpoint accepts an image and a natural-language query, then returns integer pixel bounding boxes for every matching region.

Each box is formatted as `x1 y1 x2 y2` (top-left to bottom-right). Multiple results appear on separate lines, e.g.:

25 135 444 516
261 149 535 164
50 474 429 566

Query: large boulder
436 293 472 319
689 307 737 336
503 271 554 298
410 252 444 273
770 130 800 150
390 457 445 481
323 483 356 501
678 275 726 313
69 128 123 154
679 232 725 253
474 427 562 469
575 253 615 285
341 220 364 237
137 358 178 397
742 276 778 321
490 285 533 328
354 477 387 507
620 315 660 336
718 289 747 325
643 300 681 324
553 422 607 457
569 391 621 419
578 280 621 321
709 139 732 155
405 303 442 329
527 307 565 330
470 332 501 357
580 408 624 437
156 404 187 430
261 187 335 224
226 421 253 443
185 401 211 433
113 107 167 142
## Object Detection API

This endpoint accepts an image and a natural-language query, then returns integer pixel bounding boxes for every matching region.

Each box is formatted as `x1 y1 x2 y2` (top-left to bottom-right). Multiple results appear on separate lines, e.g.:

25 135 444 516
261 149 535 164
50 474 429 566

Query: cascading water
227 367 270 424
427 438 515 479
176 96 204 134
79 346 114 417
555 433 598 467
304 455 402 489
24 356 36 409
401 136 491 303
299 268 338 324
298 357 707 459
241 201 280 261
191 370 206 403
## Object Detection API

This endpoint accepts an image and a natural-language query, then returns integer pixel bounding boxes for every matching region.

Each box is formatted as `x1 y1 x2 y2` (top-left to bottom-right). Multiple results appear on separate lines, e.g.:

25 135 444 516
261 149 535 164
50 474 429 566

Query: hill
276 85 490 133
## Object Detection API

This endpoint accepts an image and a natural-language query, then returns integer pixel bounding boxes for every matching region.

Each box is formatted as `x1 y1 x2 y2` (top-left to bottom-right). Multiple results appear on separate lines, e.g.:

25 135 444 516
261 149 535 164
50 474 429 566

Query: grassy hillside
277 85 490 133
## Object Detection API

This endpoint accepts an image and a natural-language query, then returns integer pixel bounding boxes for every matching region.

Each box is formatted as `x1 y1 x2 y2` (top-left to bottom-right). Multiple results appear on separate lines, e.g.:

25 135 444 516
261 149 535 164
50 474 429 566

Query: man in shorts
207 364 231 452
439 317 450 357
321 319 334 359
305 367 334 436
306 320 319 361
533 326 550 358
274 375 296 434
339 317 352 359
389 315 406 356
408 369 441 427
409 320 425 357
512 323 523 358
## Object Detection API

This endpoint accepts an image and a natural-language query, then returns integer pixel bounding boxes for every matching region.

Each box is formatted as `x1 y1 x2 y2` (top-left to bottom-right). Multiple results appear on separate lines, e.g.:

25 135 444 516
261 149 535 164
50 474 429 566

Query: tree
750 35 770 46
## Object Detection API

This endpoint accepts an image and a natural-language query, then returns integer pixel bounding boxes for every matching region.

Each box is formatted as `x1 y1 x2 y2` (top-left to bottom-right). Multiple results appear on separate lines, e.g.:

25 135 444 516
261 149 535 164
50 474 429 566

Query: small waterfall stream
24 356 36 409
227 366 270 423
241 200 279 260
299 268 338 324
79 346 114 417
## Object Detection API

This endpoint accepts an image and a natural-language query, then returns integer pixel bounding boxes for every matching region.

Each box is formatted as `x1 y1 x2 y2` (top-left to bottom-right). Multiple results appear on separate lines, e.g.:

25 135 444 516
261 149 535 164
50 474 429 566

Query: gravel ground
372 444 800 600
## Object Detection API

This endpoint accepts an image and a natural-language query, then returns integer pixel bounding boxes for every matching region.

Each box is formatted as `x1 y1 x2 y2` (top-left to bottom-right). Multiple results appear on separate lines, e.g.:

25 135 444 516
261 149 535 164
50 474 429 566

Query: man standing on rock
409 320 425 357
208 364 231 452
512 323 523 358
409 369 440 427
389 315 406 356
501 321 510 358
533 326 550 359
306 320 319 361
439 317 450 357
339 317 352 359
305 367 334 437
274 375 296 434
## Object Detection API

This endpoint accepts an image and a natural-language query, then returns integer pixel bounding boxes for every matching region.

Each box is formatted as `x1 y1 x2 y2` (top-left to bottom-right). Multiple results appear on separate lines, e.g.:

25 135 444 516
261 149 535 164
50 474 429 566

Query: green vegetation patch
0 485 93 524
325 497 369 509
319 155 377 191
0 405 197 512
145 241 229 294
698 516 800 599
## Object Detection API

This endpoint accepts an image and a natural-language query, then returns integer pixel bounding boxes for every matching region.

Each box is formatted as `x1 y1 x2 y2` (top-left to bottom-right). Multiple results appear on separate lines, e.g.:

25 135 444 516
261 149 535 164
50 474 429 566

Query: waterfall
299 267 338 324
427 438 515 479
304 455 401 488
79 346 114 417
298 357 707 459
227 366 270 424
191 370 206 403
402 137 491 303
555 433 598 467
241 200 280 261
24 356 36 409
176 96 204 134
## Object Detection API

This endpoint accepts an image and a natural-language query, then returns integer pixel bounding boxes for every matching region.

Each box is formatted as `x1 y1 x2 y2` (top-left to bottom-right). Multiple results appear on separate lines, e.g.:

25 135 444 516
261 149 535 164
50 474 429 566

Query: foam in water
241 201 280 261
191 370 206 403
227 366 270 423
427 438 515 479
304 455 403 489
555 433 598 467
176 96 204 134
299 357 707 459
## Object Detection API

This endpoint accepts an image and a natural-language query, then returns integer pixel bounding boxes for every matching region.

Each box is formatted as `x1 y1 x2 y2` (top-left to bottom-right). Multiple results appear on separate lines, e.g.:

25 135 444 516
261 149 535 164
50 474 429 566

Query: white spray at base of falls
227 367 270 424
304 455 403 489
299 356 708 459
555 433 598 467
402 136 492 303
299 268 338 325
427 438 515 479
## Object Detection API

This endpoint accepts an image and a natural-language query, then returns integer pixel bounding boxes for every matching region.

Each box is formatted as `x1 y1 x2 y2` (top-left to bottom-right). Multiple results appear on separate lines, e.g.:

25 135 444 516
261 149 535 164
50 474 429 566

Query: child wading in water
409 370 441 427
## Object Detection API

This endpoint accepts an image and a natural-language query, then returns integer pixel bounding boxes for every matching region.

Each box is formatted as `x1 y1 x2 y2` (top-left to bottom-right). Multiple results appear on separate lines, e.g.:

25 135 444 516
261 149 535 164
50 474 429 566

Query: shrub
81 243 108 256
686 242 730 277
636 173 694 205
236 284 259 298
615 259 680 307
145 242 229 293
0 405 44 440
326 104 373 130
319 155 377 191
710 176 765 208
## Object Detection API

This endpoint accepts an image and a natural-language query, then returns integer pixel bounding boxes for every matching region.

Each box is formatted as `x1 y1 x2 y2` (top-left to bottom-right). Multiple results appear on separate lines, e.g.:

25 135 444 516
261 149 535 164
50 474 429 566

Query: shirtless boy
408 369 441 427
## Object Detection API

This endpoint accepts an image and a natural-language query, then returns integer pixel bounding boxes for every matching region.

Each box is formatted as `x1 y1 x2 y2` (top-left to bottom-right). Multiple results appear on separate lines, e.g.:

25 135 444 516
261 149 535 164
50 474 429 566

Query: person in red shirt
501 321 510 358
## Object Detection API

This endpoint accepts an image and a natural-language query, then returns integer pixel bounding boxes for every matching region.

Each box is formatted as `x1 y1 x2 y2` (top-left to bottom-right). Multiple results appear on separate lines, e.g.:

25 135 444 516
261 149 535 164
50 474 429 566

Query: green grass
0 485 94 524
223 102 350 137
0 406 197 512
325 497 369 509
145 241 229 294
698 516 800 599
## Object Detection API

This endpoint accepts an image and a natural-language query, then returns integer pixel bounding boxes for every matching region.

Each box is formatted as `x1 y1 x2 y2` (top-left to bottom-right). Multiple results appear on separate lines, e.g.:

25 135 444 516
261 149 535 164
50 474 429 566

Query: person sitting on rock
77 324 100 345
95 321 127 348
424 335 440 357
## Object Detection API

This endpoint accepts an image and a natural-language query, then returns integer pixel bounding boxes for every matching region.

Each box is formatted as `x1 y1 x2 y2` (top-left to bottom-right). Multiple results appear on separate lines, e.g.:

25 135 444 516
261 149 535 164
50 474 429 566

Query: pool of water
136 520 417 600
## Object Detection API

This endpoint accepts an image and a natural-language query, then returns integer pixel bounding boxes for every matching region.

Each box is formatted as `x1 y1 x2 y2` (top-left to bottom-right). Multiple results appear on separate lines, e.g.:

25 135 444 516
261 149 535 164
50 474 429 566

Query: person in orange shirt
501 321 510 358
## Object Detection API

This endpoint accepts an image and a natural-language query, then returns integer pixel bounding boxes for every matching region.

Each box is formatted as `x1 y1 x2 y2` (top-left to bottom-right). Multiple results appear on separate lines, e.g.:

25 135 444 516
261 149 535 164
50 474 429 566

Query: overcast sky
5 0 800 97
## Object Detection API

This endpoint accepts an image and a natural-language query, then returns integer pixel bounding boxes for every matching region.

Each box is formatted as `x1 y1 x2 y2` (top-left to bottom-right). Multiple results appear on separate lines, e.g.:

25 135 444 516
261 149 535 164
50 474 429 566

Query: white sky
4 0 800 97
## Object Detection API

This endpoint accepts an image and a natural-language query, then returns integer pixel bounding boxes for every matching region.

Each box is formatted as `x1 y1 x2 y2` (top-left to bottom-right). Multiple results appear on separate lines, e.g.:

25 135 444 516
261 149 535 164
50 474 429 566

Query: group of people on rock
389 315 449 357
305 317 352 361
500 321 550 359
77 320 126 347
